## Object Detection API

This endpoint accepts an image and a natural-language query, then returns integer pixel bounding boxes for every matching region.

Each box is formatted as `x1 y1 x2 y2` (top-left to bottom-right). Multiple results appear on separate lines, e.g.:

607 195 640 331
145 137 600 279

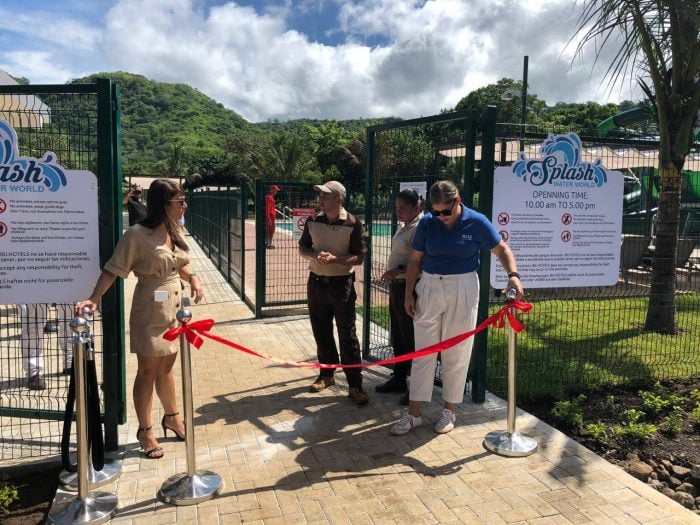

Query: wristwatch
507 272 521 280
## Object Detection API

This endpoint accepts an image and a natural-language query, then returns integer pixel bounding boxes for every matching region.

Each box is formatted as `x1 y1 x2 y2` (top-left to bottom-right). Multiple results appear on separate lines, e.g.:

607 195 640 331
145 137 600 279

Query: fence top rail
367 109 477 133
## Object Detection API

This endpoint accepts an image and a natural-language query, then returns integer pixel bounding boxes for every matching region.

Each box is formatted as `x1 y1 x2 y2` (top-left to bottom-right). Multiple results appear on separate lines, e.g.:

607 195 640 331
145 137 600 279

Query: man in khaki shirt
298 181 368 405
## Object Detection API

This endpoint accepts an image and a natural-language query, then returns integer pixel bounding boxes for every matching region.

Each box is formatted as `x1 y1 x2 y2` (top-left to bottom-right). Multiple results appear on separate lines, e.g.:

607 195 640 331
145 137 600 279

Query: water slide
596 107 651 136
597 106 700 141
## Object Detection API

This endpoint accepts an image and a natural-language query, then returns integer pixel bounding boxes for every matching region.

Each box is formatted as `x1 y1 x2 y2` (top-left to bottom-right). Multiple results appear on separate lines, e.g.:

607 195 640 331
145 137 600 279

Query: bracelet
507 271 521 280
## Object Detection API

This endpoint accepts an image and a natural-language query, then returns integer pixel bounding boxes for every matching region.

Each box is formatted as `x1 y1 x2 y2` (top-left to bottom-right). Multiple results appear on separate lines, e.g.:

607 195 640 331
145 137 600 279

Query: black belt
310 272 354 284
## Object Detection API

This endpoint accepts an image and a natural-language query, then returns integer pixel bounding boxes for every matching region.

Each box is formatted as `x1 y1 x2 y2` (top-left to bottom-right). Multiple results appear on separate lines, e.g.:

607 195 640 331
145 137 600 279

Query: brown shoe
348 386 369 405
309 376 335 392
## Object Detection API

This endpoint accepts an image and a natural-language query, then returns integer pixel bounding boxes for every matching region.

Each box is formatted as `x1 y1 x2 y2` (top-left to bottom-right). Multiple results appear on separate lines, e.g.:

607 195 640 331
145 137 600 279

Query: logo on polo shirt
462 234 472 241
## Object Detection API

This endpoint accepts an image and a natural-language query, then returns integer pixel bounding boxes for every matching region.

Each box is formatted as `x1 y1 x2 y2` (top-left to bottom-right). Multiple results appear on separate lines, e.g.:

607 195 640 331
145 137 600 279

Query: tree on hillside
547 101 622 132
454 78 548 124
574 0 700 333
249 132 317 182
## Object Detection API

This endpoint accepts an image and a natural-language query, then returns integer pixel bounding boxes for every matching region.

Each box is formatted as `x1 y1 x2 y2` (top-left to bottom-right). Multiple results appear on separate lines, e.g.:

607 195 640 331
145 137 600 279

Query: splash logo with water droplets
513 133 607 188
0 119 67 193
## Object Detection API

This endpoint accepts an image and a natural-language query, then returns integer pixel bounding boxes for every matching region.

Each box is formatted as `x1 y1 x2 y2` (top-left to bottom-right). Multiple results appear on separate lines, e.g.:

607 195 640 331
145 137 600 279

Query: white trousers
409 271 479 404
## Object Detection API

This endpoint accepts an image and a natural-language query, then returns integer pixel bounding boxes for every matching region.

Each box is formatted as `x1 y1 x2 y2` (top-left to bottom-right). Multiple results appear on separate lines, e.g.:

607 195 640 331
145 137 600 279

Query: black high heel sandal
162 412 186 441
136 426 164 459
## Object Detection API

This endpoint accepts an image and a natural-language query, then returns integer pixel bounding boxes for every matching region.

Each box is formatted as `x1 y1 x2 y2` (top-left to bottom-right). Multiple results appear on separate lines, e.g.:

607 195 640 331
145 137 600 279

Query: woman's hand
404 294 416 318
505 276 524 299
190 277 204 304
75 299 98 316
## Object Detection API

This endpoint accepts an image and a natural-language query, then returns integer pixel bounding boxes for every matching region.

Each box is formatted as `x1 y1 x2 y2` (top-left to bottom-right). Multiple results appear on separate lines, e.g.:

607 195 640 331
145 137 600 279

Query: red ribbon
163 319 215 349
162 301 532 368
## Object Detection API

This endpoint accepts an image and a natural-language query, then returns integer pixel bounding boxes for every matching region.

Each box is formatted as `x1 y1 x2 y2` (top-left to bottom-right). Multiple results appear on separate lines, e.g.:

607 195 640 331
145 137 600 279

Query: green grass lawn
364 294 700 399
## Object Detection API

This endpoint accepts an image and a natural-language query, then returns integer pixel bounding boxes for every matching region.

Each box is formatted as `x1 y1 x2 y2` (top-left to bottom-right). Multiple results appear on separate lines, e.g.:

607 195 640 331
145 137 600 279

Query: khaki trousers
409 271 479 404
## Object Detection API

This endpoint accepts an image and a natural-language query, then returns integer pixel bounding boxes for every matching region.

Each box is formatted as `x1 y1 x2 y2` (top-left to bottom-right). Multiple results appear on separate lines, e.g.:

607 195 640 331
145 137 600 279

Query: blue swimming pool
276 221 394 237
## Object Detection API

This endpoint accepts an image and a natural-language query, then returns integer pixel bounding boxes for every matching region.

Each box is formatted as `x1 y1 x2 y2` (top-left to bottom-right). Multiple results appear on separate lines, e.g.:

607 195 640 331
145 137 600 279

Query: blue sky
0 0 639 122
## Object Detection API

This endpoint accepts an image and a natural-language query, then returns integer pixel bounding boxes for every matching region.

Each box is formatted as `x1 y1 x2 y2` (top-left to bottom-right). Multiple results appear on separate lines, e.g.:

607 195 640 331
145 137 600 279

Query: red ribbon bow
491 300 532 333
163 319 215 349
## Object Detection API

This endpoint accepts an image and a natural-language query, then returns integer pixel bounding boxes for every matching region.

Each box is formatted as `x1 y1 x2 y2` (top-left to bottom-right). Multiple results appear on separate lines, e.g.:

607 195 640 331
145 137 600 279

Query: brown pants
307 273 362 388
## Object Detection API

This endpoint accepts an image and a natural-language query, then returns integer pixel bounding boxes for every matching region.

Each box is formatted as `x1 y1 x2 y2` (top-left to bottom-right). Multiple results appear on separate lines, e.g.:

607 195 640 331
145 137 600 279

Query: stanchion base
47 491 118 525
159 470 222 505
484 430 538 457
59 459 122 490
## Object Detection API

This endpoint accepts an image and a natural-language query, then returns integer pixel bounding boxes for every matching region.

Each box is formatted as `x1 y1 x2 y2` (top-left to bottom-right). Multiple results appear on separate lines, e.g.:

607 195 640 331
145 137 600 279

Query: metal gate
362 109 497 403
0 79 125 459
254 180 319 317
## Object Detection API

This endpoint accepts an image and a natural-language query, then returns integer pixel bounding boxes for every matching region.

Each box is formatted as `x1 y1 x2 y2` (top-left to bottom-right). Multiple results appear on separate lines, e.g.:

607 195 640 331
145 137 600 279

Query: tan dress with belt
104 224 189 356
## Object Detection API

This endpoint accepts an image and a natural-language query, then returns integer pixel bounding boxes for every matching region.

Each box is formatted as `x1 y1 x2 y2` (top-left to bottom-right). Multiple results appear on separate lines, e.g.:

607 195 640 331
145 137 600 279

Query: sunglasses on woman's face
432 199 456 217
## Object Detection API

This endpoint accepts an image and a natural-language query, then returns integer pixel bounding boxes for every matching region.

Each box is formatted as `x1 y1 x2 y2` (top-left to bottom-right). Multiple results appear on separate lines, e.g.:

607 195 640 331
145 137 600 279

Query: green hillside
71 72 250 175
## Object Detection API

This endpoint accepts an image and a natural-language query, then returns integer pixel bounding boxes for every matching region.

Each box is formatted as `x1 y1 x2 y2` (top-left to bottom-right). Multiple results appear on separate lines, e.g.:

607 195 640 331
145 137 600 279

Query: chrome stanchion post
159 309 221 505
60 309 122 490
49 310 118 524
483 289 538 457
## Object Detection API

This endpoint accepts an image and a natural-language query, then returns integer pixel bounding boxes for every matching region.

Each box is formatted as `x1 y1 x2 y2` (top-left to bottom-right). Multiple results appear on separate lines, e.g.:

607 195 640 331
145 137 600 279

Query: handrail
276 206 293 221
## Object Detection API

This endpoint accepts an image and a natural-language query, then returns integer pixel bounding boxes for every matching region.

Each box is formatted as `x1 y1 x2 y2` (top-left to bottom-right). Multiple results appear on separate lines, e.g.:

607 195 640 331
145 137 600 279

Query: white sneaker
390 413 422 435
435 408 456 434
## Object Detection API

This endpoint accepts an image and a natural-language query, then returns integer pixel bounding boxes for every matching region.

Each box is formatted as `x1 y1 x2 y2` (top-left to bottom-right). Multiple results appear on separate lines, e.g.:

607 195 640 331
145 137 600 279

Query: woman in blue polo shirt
391 180 523 435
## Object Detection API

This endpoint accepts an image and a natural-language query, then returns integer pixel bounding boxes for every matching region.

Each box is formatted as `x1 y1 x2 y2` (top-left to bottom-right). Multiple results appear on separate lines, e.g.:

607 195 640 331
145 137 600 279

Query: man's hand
381 267 401 281
317 251 338 265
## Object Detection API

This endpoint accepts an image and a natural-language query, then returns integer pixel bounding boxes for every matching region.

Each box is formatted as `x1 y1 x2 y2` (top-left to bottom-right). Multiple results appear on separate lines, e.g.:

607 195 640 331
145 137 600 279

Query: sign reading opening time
490 133 624 288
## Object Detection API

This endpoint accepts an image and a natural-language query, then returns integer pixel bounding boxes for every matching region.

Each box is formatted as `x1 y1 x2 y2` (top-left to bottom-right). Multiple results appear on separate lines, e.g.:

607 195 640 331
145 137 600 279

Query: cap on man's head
313 180 346 199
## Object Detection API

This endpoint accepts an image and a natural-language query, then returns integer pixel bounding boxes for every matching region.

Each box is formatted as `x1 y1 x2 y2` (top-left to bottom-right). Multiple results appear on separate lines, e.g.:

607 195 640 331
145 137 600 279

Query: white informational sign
292 208 316 239
490 133 624 288
399 181 427 203
0 120 100 304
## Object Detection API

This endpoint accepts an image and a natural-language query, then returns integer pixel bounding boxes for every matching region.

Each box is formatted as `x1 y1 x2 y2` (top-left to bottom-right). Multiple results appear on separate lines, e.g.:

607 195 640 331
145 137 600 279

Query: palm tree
574 0 700 333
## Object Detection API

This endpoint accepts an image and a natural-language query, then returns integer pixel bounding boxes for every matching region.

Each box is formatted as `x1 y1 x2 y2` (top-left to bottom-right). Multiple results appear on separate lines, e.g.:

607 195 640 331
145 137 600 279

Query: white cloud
1 0 643 121
0 7 100 50
0 52 80 85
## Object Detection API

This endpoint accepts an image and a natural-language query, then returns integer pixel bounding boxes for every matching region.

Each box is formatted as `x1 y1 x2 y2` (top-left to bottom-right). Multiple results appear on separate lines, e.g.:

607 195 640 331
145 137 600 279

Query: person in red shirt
265 185 280 248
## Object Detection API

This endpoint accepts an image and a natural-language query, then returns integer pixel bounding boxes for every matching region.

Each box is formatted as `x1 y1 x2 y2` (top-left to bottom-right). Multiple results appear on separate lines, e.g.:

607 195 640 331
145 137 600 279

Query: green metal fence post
463 111 478 208
362 128 376 358
472 105 498 403
254 179 264 318
97 78 125 449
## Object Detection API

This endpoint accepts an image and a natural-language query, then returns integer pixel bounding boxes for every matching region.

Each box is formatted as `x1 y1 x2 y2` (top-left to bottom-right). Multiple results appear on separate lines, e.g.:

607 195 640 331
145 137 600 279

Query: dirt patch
521 377 700 512
1 461 61 525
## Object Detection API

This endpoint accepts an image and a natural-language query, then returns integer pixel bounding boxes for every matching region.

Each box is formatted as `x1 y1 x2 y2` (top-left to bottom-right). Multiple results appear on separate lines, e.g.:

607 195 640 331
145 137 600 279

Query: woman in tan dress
77 179 204 459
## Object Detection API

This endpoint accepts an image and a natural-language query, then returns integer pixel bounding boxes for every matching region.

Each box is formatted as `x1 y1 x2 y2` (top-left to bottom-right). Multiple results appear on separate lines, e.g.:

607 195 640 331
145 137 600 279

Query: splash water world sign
0 120 100 304
490 133 624 288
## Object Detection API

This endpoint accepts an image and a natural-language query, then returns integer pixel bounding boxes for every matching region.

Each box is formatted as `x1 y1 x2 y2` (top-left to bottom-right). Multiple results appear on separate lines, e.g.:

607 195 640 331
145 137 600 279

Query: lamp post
501 55 529 153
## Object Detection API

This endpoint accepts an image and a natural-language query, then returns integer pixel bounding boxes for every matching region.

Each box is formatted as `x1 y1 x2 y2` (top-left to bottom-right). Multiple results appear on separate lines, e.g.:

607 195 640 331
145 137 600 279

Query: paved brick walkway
47 234 699 524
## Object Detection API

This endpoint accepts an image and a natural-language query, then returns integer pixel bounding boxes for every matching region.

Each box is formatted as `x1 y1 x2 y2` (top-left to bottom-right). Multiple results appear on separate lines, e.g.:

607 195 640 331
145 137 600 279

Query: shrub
0 477 18 515
689 404 700 427
583 421 610 444
661 407 684 436
639 391 669 415
552 394 586 428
